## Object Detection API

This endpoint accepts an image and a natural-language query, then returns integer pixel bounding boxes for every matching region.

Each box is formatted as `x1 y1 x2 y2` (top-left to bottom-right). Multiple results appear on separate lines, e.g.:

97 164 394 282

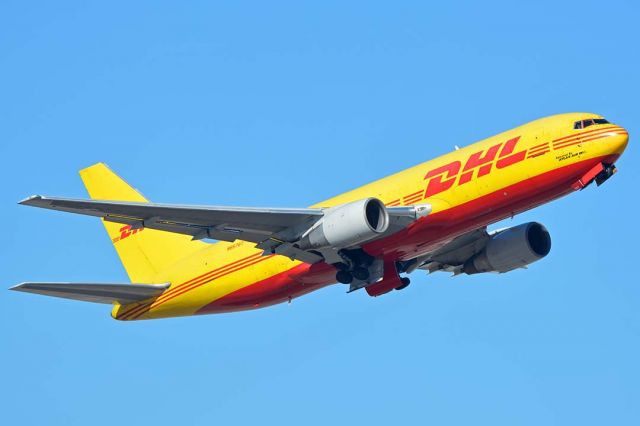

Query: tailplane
79 163 206 283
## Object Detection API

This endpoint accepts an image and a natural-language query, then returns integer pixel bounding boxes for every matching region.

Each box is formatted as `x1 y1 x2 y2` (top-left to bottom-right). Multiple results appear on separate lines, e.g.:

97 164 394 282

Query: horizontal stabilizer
10 282 170 304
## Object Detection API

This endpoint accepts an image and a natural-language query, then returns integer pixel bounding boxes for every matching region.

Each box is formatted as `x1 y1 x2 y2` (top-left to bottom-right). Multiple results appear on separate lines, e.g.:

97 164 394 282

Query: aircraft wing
20 196 428 264
10 282 170 304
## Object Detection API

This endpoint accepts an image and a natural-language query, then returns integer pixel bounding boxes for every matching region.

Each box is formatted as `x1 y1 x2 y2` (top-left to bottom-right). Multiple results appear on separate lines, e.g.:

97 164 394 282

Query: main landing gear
335 265 370 284
333 248 412 292
333 249 374 284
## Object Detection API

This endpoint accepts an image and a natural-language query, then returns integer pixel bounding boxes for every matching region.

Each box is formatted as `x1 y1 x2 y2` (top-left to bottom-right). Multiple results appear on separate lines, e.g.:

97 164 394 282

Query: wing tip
18 195 43 206
9 282 30 292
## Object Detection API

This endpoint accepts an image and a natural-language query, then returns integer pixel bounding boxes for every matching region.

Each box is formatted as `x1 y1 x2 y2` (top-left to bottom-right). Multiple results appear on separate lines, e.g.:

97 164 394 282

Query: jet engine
463 222 551 274
297 198 389 250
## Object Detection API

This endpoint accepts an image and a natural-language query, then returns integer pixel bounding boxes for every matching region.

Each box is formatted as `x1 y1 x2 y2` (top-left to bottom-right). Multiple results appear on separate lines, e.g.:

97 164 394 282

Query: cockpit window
574 118 609 129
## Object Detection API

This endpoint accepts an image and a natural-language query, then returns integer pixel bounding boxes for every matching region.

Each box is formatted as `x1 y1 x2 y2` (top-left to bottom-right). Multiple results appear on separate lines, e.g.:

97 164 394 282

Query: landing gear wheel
336 270 354 284
395 277 411 291
352 266 370 281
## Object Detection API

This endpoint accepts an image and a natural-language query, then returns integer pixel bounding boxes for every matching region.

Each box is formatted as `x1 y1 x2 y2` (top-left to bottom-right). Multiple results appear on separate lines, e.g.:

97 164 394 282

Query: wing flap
10 282 170 304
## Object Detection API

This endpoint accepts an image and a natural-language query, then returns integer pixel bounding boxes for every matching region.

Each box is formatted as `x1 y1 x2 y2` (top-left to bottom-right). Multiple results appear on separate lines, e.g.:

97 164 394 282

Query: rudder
79 163 206 283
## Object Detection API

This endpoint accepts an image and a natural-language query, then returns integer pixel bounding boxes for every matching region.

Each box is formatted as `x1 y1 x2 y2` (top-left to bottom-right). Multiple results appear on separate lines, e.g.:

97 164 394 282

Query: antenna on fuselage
454 145 460 150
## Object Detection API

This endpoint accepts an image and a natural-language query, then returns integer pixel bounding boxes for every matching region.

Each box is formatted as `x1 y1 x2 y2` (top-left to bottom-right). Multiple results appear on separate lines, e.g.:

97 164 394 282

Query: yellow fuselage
113 112 628 320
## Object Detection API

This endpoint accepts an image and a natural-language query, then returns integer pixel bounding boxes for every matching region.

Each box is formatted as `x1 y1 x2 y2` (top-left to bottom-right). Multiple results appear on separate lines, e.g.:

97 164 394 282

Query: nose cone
612 126 629 155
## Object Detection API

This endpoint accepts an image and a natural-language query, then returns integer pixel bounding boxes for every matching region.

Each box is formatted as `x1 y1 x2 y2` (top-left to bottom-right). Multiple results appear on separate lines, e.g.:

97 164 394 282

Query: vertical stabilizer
79 163 206 283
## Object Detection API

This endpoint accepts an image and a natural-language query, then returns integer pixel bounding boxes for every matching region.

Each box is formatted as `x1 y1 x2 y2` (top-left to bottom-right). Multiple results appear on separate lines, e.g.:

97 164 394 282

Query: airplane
11 112 629 321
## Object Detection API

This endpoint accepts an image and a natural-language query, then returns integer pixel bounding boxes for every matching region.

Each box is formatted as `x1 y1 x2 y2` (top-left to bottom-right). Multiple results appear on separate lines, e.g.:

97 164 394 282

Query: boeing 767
11 113 629 320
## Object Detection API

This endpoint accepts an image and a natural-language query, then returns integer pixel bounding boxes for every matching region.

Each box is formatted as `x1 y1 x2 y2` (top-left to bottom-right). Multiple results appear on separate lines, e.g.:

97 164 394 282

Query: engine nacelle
298 198 389 250
463 222 551 274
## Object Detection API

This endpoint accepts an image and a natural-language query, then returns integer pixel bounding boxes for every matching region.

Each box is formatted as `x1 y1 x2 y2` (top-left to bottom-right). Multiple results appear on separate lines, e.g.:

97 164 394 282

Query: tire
336 270 354 284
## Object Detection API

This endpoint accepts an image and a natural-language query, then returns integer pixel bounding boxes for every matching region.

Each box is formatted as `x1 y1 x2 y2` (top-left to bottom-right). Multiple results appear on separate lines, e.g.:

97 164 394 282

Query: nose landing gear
573 163 618 190
595 164 617 186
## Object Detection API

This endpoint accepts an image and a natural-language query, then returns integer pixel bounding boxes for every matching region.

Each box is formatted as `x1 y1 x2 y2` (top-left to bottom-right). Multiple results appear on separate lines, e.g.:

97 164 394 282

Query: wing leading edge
20 195 430 264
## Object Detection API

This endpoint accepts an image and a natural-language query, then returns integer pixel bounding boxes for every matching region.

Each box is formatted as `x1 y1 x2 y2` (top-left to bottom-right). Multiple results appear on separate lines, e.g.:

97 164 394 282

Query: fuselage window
582 119 595 128
574 121 583 129
594 118 609 125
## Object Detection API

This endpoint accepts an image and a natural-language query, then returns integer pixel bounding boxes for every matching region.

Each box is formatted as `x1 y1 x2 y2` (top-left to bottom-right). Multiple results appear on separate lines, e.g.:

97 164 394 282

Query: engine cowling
463 222 551 274
298 198 389 250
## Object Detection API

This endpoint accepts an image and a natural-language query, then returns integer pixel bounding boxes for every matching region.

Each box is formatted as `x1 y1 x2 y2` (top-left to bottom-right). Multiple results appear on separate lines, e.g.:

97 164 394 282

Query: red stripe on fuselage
118 253 268 320
123 255 272 320
552 128 624 148
553 126 622 143
553 131 627 151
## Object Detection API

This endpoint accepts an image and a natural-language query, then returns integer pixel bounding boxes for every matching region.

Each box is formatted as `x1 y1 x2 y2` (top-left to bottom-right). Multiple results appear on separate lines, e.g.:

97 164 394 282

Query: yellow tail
79 163 207 283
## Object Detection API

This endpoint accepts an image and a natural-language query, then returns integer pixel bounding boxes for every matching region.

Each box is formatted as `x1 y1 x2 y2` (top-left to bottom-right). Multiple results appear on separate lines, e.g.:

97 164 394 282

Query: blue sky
2 1 639 424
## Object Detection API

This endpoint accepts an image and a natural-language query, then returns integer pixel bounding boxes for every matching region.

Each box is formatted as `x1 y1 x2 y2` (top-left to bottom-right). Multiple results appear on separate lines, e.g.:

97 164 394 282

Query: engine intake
463 222 551 274
298 198 389 250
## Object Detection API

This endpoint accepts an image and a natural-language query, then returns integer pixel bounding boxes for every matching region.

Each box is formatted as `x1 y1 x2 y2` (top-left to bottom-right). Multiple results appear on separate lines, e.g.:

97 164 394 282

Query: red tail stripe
127 256 271 320
154 253 263 303
118 253 264 319
120 255 269 320
152 255 269 306
121 254 267 320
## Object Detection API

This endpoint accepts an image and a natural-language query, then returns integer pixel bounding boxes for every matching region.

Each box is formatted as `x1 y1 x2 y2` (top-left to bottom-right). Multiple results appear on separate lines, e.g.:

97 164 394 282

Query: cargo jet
11 113 629 320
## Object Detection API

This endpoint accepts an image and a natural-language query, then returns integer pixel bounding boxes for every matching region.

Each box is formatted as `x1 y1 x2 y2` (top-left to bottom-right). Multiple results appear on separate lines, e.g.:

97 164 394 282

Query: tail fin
79 163 206 283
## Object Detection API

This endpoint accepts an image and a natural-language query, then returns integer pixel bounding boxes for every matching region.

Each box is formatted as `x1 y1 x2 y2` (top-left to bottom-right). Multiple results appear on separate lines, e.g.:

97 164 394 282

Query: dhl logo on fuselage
420 124 626 199
424 136 525 198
